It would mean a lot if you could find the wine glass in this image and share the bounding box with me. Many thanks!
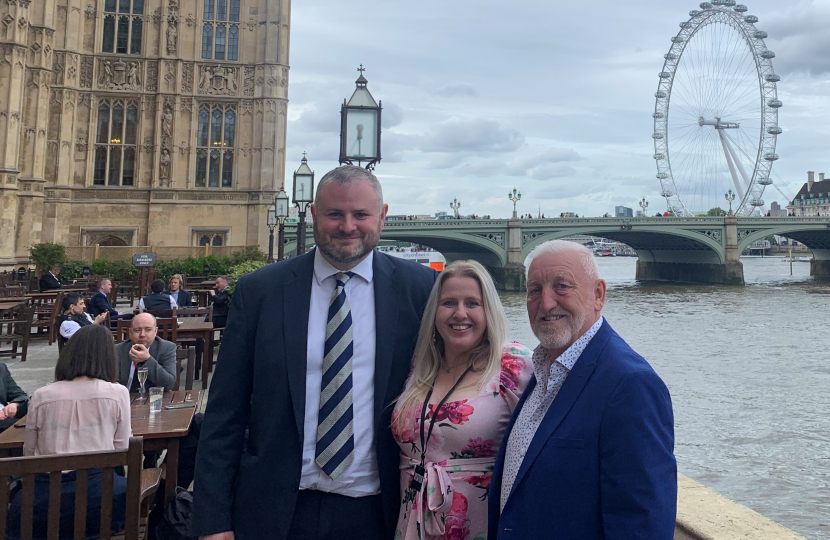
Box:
[137,366,149,401]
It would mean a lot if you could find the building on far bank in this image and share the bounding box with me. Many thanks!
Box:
[615,205,633,218]
[768,201,787,217]
[0,0,290,269]
[787,171,830,217]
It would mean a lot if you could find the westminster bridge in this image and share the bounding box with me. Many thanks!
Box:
[283,216,830,290]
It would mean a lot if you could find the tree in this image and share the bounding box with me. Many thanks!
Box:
[28,243,66,274]
[707,207,727,216]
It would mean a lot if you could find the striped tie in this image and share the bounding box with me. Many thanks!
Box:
[315,271,356,479]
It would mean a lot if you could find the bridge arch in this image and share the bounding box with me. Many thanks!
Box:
[738,226,830,260]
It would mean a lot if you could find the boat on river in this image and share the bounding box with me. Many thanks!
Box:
[377,246,446,270]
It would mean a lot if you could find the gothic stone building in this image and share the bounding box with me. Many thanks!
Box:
[0,0,289,267]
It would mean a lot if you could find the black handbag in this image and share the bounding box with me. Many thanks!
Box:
[154,487,197,540]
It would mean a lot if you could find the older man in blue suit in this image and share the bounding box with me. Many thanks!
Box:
[488,240,676,540]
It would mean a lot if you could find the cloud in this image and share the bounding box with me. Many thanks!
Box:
[382,102,404,129]
[530,163,578,180]
[435,83,478,97]
[420,118,525,153]
[763,1,830,75]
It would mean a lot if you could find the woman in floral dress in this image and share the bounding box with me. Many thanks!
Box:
[392,260,532,540]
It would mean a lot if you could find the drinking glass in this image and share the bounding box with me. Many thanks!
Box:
[149,387,163,413]
[137,366,149,398]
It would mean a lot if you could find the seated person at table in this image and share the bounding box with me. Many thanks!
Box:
[164,274,192,308]
[57,292,108,343]
[0,362,28,433]
[115,313,177,392]
[38,265,62,292]
[9,324,131,540]
[140,279,177,313]
[208,275,230,328]
[88,278,132,321]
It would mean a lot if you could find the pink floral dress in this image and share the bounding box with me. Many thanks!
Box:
[391,343,533,540]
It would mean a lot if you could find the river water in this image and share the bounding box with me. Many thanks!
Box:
[499,256,829,540]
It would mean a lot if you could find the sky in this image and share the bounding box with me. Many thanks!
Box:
[283,0,830,219]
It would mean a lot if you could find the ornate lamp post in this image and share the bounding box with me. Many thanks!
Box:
[275,188,289,261]
[450,198,461,219]
[508,188,522,219]
[293,154,314,256]
[339,65,382,170]
[639,197,649,217]
[267,204,277,264]
[725,189,735,216]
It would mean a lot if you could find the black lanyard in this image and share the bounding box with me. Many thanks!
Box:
[404,365,473,504]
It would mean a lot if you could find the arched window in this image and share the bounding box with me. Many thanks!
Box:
[202,0,239,60]
[195,104,235,188]
[199,235,210,246]
[212,235,223,246]
[102,0,142,54]
[93,99,139,186]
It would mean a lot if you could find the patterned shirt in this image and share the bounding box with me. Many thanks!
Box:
[500,316,605,511]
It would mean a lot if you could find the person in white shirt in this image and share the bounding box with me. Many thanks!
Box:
[58,293,108,342]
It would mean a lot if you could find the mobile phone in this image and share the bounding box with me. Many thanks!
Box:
[164,403,196,410]
[13,424,25,428]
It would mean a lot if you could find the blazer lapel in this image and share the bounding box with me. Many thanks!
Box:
[283,251,315,440]
[372,252,398,427]
[508,321,612,500]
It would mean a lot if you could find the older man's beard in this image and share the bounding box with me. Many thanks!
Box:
[314,221,382,265]
[531,307,589,351]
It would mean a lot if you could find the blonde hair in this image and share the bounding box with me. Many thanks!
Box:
[394,260,507,433]
[169,274,184,286]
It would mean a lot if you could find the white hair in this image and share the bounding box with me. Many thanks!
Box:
[524,240,599,280]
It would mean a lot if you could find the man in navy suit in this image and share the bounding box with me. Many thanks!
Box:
[192,166,437,540]
[488,240,676,540]
[87,278,132,321]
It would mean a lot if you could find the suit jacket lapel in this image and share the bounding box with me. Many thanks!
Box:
[283,250,315,440]
[508,321,612,500]
[372,252,398,427]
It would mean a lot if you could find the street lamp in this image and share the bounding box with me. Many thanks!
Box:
[293,154,314,255]
[725,189,736,216]
[450,198,461,219]
[639,197,649,217]
[339,65,382,170]
[203,263,210,278]
[275,188,289,261]
[508,188,522,219]
[267,203,277,264]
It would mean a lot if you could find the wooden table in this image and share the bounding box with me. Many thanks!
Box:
[194,289,215,308]
[0,300,25,315]
[0,390,200,505]
[177,320,215,384]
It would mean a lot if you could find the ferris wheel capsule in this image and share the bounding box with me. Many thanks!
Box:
[711,0,725,5]
[749,198,765,207]
[763,153,779,161]
[700,1,712,8]
[671,36,685,43]
[653,133,665,139]
[664,53,678,60]
[754,30,768,39]
[657,173,669,179]
[757,177,773,186]
[654,153,666,159]
[733,4,748,12]
[689,9,700,16]
[655,91,667,98]
[659,72,672,79]
[768,99,782,108]
[760,50,775,59]
[680,21,692,28]
[723,0,736,6]
[764,73,780,82]
[661,190,675,198]
[767,126,782,135]
[653,112,665,119]
[744,14,758,23]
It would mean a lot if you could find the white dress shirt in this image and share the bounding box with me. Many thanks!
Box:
[300,249,380,497]
[59,313,94,340]
[500,316,605,511]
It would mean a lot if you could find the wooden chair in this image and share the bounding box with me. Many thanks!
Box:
[143,309,176,319]
[0,305,35,362]
[0,285,25,298]
[175,306,212,321]
[114,319,132,344]
[174,348,195,391]
[30,291,63,346]
[0,437,161,540]
[155,317,177,343]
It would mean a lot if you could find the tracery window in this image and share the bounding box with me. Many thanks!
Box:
[195,104,235,188]
[201,0,240,61]
[102,0,143,54]
[93,99,139,186]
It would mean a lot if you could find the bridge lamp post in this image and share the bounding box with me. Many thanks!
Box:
[639,197,648,217]
[725,189,736,216]
[450,198,461,219]
[339,65,382,170]
[293,154,314,256]
[509,188,522,219]
[267,188,289,263]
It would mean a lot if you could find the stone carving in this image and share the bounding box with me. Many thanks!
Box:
[178,141,189,155]
[239,100,253,115]
[281,67,288,87]
[164,60,175,90]
[179,192,248,201]
[161,102,173,140]
[98,58,141,90]
[146,60,158,92]
[153,192,175,200]
[182,63,193,92]
[693,229,723,244]
[80,56,93,88]
[522,231,547,246]
[151,8,161,24]
[75,190,149,200]
[185,13,196,26]
[76,135,87,153]
[6,175,16,184]
[18,17,26,28]
[245,18,255,31]
[30,41,40,53]
[85,3,96,18]
[198,65,238,95]
[52,52,64,85]
[166,14,178,54]
[142,137,154,154]
[2,14,13,26]
[243,66,254,97]
[79,93,92,107]
[159,148,171,184]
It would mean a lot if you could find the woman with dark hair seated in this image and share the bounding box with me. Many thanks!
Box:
[57,293,108,344]
[7,324,132,540]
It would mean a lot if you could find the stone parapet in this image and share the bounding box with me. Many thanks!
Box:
[675,474,805,539]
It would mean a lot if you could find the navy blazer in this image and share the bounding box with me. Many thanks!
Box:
[488,320,677,540]
[191,249,437,540]
[164,289,192,308]
[87,291,118,319]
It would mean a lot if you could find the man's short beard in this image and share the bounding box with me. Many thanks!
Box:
[314,222,381,265]
[532,308,589,351]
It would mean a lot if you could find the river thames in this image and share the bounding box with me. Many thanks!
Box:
[499,256,829,540]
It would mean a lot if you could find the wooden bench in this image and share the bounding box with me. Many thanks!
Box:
[0,436,162,540]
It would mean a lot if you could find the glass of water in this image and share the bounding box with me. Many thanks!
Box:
[149,387,163,414]
[137,366,149,399]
